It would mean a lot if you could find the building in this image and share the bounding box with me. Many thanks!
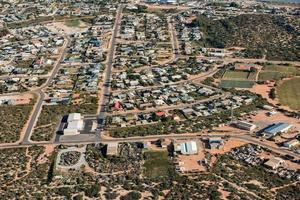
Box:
[67,113,82,122]
[106,142,119,156]
[264,157,285,170]
[208,137,224,149]
[283,139,300,149]
[175,141,198,155]
[234,120,257,131]
[63,113,83,135]
[263,123,292,137]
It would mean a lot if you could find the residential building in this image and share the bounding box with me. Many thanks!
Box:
[264,157,285,170]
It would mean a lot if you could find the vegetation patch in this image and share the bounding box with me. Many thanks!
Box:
[193,14,300,61]
[0,103,34,143]
[143,151,171,179]
[64,19,81,27]
[277,77,300,110]
[223,70,257,80]
[276,183,300,200]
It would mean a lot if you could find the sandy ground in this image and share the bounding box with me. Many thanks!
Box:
[0,93,33,105]
[176,141,206,172]
[218,188,230,200]
[36,144,55,164]
[47,21,89,35]
[243,82,294,112]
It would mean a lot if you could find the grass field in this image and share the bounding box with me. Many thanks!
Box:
[277,77,300,110]
[220,80,255,88]
[64,19,80,27]
[143,151,171,178]
[223,71,249,79]
[223,70,257,81]
[258,65,300,81]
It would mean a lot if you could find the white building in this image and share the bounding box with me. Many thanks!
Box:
[63,113,83,135]
[67,113,82,122]
[235,120,257,131]
[175,141,198,155]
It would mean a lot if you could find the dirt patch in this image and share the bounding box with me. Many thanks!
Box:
[47,21,89,35]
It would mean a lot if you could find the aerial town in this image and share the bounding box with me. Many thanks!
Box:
[0,0,300,199]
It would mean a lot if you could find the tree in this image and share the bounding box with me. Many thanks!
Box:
[269,88,276,99]
[85,183,101,198]
[120,191,142,200]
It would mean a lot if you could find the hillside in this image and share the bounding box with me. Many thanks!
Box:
[193,14,300,61]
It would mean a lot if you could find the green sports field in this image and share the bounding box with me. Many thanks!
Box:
[277,77,300,110]
[220,80,255,88]
[223,71,249,79]
[258,65,300,81]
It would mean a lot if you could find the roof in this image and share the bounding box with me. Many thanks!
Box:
[180,141,197,155]
[67,113,81,122]
[264,123,291,135]
[67,120,83,130]
[264,157,284,169]
[155,111,165,117]
[114,101,121,109]
[107,142,119,155]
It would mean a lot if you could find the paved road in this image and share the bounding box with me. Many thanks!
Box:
[96,5,123,141]
[2,132,300,159]
[22,35,70,144]
[169,17,180,59]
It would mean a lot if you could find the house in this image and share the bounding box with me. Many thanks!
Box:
[234,120,257,131]
[264,157,284,170]
[208,137,224,149]
[263,123,292,137]
[283,139,300,149]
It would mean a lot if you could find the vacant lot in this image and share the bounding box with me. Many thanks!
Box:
[220,80,255,88]
[277,77,300,110]
[0,103,33,143]
[143,151,171,178]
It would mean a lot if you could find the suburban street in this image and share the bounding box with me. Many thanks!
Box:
[21,35,70,144]
[95,5,123,142]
